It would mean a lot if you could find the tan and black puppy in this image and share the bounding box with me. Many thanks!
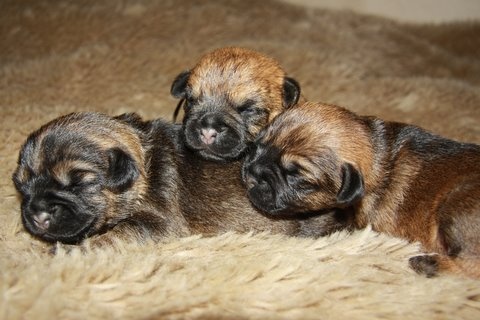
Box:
[242,102,480,278]
[170,47,302,162]
[12,112,344,247]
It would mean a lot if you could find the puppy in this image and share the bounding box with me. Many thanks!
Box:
[243,102,480,278]
[170,47,302,162]
[12,112,344,247]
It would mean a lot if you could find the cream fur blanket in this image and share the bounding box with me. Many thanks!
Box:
[1,0,480,319]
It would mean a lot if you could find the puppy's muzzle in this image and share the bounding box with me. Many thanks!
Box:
[243,162,283,214]
[197,112,232,145]
[184,111,245,160]
[22,193,94,243]
[200,128,219,145]
[24,197,56,234]
[31,211,51,231]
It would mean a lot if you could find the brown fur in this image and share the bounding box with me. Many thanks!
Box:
[188,47,299,126]
[170,47,303,161]
[12,112,343,249]
[244,101,480,278]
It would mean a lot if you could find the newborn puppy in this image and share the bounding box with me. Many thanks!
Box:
[12,112,341,247]
[170,47,302,161]
[243,102,480,278]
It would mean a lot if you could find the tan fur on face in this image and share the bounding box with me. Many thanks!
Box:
[15,113,150,233]
[33,113,147,195]
[263,101,416,214]
[189,47,289,123]
[265,102,375,188]
[51,160,98,187]
[20,114,140,168]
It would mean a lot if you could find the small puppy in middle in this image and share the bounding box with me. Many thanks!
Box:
[171,47,302,161]
[243,101,480,278]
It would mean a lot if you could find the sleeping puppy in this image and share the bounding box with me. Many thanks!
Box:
[242,101,480,278]
[170,47,302,162]
[12,112,344,247]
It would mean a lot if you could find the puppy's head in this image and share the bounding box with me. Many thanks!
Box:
[242,102,366,215]
[12,112,147,244]
[171,47,301,161]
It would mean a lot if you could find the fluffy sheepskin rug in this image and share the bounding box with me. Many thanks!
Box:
[1,0,480,319]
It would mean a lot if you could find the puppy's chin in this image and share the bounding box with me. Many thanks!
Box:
[22,206,98,244]
[183,114,248,162]
[183,128,247,162]
[245,177,324,217]
[195,143,246,162]
[246,184,286,215]
[247,189,328,218]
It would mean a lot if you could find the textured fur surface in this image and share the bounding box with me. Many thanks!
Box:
[1,0,480,319]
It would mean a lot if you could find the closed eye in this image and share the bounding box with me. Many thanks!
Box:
[237,99,257,115]
[284,162,300,176]
[283,162,317,191]
[68,169,98,188]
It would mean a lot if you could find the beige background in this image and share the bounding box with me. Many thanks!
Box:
[284,0,480,22]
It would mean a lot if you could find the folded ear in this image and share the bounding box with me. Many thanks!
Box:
[336,163,364,206]
[114,112,142,122]
[282,77,301,108]
[170,70,191,98]
[114,112,144,128]
[105,148,139,193]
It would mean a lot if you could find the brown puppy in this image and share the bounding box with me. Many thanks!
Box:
[170,47,302,162]
[243,102,480,278]
[12,112,344,248]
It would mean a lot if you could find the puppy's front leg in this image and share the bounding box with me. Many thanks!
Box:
[81,211,191,251]
[48,224,136,255]
[85,223,145,249]
[49,220,153,255]
[409,254,480,278]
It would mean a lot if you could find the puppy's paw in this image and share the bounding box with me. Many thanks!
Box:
[409,254,439,278]
[48,245,58,256]
[49,243,84,256]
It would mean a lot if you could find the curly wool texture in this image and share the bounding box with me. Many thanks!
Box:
[1,0,480,319]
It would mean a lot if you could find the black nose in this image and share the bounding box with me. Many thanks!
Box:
[27,198,53,231]
[244,163,277,207]
[247,162,266,182]
[32,211,51,230]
